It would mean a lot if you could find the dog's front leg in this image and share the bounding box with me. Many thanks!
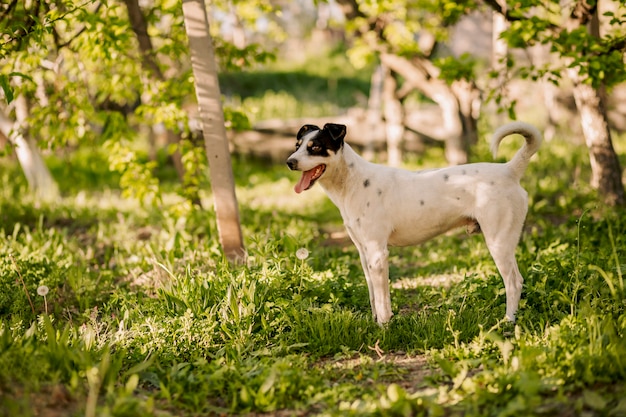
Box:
[346,227,378,320]
[355,245,378,320]
[361,242,393,325]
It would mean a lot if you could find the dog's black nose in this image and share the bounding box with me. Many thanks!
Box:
[286,158,298,170]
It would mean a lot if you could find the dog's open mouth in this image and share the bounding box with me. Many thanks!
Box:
[294,164,326,194]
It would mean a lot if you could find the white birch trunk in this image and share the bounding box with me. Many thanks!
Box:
[0,110,59,201]
[182,0,246,262]
[382,68,404,167]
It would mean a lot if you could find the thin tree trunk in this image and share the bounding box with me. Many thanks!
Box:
[566,3,625,206]
[123,0,196,203]
[182,0,246,262]
[123,0,163,79]
[569,76,625,205]
[380,53,468,165]
[382,67,404,167]
[451,79,480,148]
[0,109,59,201]
[364,65,384,161]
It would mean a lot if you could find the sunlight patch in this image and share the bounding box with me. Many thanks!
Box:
[392,274,462,289]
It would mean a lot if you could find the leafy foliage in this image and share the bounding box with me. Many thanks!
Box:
[0,0,277,204]
[494,0,626,89]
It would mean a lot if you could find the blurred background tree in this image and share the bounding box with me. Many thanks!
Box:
[0,0,275,205]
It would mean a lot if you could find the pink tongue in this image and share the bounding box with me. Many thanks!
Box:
[294,169,316,194]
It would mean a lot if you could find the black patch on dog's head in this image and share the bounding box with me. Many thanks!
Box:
[296,124,320,150]
[295,123,346,157]
[324,123,346,143]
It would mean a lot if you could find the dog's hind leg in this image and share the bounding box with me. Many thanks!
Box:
[477,205,527,322]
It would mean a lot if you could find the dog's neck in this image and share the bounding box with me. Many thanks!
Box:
[318,143,367,204]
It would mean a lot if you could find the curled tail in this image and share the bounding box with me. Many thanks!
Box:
[491,121,542,180]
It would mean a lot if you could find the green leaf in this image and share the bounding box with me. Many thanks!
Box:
[0,75,13,104]
[583,390,607,411]
[259,370,276,395]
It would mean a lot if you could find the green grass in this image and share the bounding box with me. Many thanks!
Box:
[219,47,372,123]
[0,131,625,416]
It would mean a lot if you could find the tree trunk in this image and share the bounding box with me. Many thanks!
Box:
[122,0,163,79]
[451,79,480,149]
[123,0,199,204]
[182,0,246,262]
[0,109,59,201]
[566,3,625,206]
[364,64,384,161]
[569,76,625,205]
[380,53,468,165]
[382,67,404,167]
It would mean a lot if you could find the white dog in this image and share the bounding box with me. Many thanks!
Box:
[286,122,542,325]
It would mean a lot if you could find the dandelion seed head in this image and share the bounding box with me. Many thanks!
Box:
[296,248,309,260]
[37,285,49,296]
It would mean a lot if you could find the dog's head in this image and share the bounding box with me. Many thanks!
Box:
[286,123,346,193]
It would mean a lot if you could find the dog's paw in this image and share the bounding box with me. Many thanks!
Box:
[376,311,394,326]
[504,314,516,323]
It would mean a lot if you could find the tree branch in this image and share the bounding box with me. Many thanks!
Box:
[481,0,522,22]
[122,0,164,80]
[569,0,597,26]
[57,2,103,49]
[0,0,18,21]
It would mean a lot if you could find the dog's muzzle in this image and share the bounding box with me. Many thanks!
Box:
[286,158,298,171]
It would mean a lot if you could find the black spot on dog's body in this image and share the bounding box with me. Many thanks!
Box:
[443,174,449,182]
[420,200,424,206]
[367,201,370,207]
[377,189,382,196]
[363,179,370,188]
[462,170,466,175]
[349,163,355,168]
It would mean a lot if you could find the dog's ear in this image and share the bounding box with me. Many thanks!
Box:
[297,124,320,139]
[323,123,347,143]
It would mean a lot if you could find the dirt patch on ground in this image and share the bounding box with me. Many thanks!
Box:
[1,383,79,417]
[243,352,434,417]
[316,347,434,392]
[380,352,432,391]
